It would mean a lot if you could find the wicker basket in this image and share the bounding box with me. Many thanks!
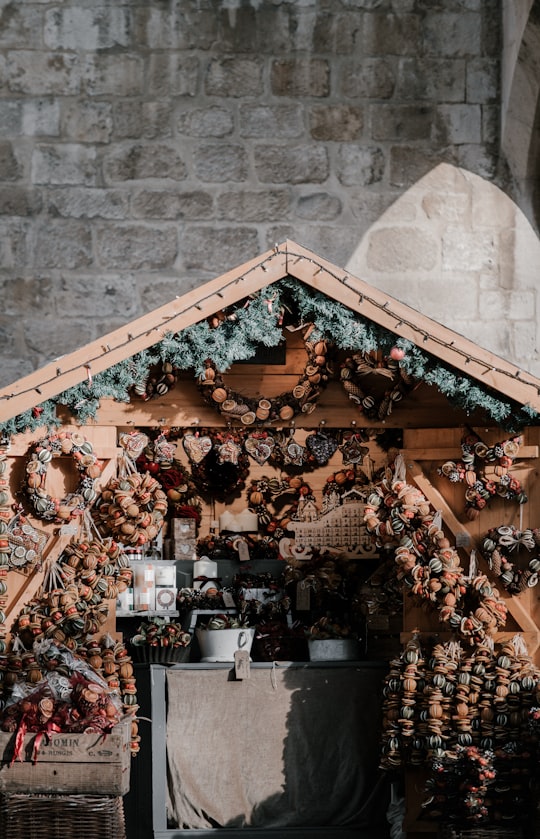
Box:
[129,643,190,664]
[0,793,125,839]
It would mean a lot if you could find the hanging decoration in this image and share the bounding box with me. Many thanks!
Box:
[380,635,539,828]
[136,432,202,524]
[439,431,526,519]
[22,431,101,524]
[197,333,332,424]
[363,462,508,643]
[246,475,313,538]
[185,428,250,502]
[1,272,538,438]
[481,525,540,594]
[304,426,339,465]
[340,351,417,420]
[93,435,168,547]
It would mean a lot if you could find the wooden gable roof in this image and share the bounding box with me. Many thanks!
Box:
[2,239,540,424]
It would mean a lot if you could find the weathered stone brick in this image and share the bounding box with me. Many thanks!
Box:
[217,190,290,222]
[341,59,395,99]
[0,276,54,316]
[205,57,263,97]
[0,6,43,48]
[0,142,23,181]
[266,224,360,267]
[396,58,466,102]
[44,7,133,50]
[251,5,294,53]
[104,144,187,183]
[131,190,214,220]
[0,188,42,216]
[31,144,98,186]
[113,101,173,140]
[422,192,470,224]
[177,107,234,138]
[96,224,178,270]
[46,188,129,220]
[513,320,537,359]
[8,51,82,95]
[436,105,482,145]
[270,59,330,97]
[147,55,199,98]
[482,105,500,147]
[179,226,260,273]
[423,13,482,57]
[22,99,61,136]
[0,101,22,136]
[466,58,499,103]
[23,316,94,359]
[362,13,422,56]
[442,225,496,272]
[371,105,433,141]
[406,275,478,323]
[62,101,113,143]
[366,227,438,272]
[34,220,92,269]
[0,220,30,270]
[0,356,34,389]
[142,5,217,50]
[297,193,342,221]
[137,273,204,312]
[309,106,363,141]
[193,144,248,182]
[239,104,304,139]
[57,274,140,318]
[455,145,497,180]
[336,145,385,186]
[350,191,401,225]
[389,146,452,188]
[254,144,329,184]
[82,54,144,97]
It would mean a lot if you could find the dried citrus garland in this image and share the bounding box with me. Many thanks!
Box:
[246,475,314,536]
[23,431,102,523]
[438,432,526,519]
[481,525,540,594]
[363,474,507,643]
[198,334,332,425]
[380,636,539,824]
[93,471,168,547]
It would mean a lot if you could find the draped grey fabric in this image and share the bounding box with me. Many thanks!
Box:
[165,665,386,830]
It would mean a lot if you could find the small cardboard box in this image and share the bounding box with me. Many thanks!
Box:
[0,717,131,795]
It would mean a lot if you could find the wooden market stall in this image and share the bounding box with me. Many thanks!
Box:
[1,241,540,839]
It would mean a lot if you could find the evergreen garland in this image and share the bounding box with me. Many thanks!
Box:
[1,278,538,437]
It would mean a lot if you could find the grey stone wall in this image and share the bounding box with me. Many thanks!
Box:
[1,0,533,391]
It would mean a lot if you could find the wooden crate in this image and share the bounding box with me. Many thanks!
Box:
[0,717,131,795]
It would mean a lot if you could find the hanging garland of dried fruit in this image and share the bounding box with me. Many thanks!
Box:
[198,333,332,424]
[438,432,526,519]
[340,348,416,421]
[23,430,102,524]
[135,431,202,524]
[247,475,314,538]
[363,465,507,643]
[481,525,540,594]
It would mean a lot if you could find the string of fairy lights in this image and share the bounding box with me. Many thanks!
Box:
[1,243,539,436]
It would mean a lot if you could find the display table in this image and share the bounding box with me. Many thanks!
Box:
[149,662,390,839]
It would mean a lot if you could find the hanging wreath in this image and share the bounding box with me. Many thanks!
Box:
[23,431,102,524]
[184,428,250,502]
[439,432,526,519]
[481,525,540,594]
[93,472,168,547]
[340,350,416,420]
[197,333,332,424]
[246,475,313,538]
[136,432,202,524]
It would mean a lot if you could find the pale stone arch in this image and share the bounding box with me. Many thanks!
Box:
[501,0,540,230]
[345,163,540,378]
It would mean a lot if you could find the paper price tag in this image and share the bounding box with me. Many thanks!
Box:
[234,649,250,680]
[237,540,250,562]
[222,590,235,608]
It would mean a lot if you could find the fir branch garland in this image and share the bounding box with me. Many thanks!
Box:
[1,278,538,436]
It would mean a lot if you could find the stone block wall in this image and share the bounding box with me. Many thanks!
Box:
[0,0,538,389]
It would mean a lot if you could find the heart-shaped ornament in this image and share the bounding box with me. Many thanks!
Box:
[245,434,275,465]
[305,431,338,465]
[217,438,242,465]
[183,433,212,465]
